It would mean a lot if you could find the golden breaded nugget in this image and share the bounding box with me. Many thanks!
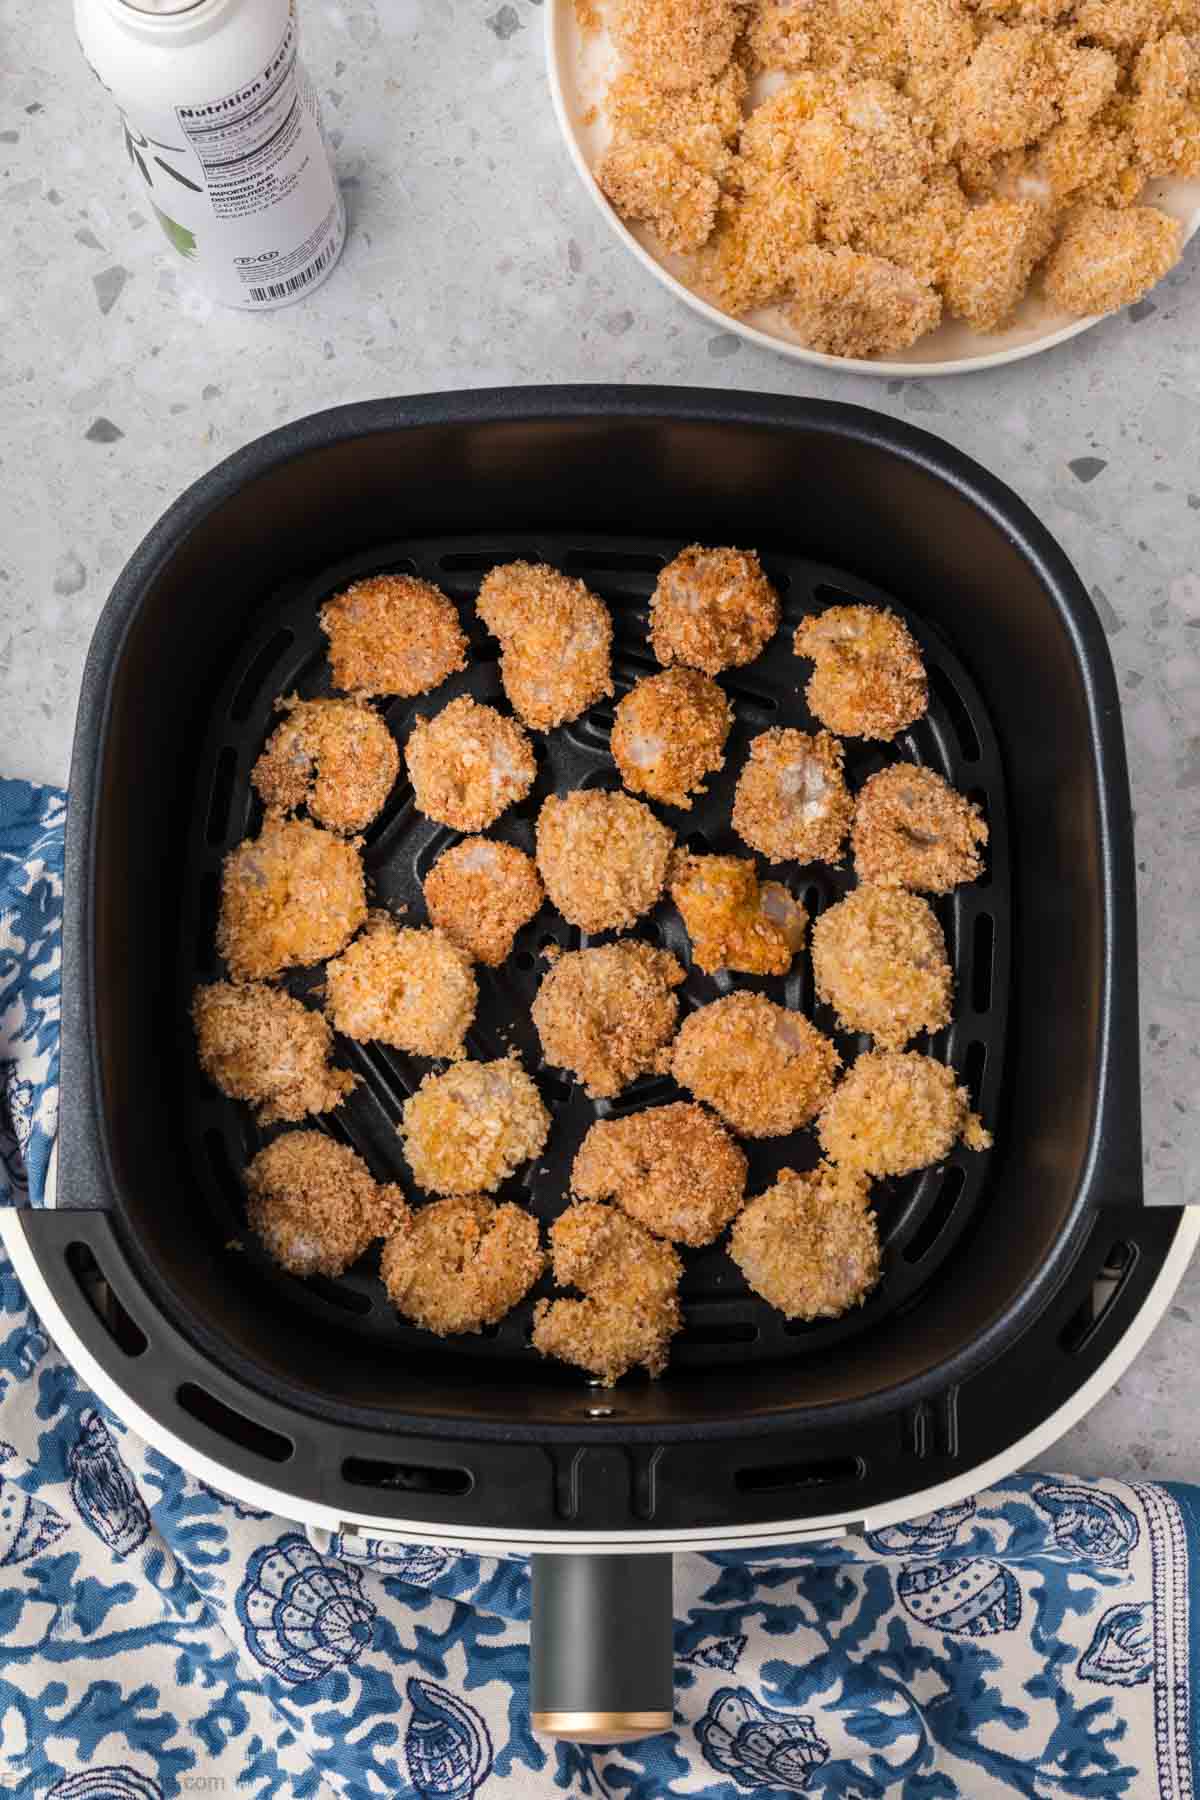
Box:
[787,247,942,356]
[852,764,988,893]
[732,730,853,867]
[1130,34,1200,176]
[811,885,952,1048]
[672,991,841,1137]
[818,1049,991,1175]
[730,1162,880,1320]
[944,198,1056,331]
[252,696,398,835]
[218,816,366,981]
[700,175,820,314]
[400,1058,551,1196]
[650,546,780,675]
[423,838,544,967]
[380,1196,543,1336]
[856,172,969,288]
[791,83,937,244]
[532,1202,683,1383]
[669,852,807,976]
[572,1102,747,1245]
[1044,202,1182,313]
[245,1131,408,1278]
[610,0,742,90]
[320,574,467,699]
[952,27,1062,156]
[536,789,674,933]
[531,940,684,1098]
[611,668,732,809]
[596,141,720,253]
[193,981,355,1124]
[476,562,613,732]
[325,919,477,1060]
[794,605,927,740]
[405,696,536,832]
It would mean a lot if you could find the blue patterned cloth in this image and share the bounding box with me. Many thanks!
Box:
[1,774,1198,1799]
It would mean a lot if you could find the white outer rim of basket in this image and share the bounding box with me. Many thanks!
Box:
[6,1188,1197,1552]
[545,0,1200,380]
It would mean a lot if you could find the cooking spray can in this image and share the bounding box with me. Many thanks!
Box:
[75,0,345,310]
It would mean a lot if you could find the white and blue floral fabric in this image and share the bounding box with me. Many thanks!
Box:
[1,776,1198,1799]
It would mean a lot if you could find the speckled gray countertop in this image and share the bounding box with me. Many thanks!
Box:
[1,0,1197,1482]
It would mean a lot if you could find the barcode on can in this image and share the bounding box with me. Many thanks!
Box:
[248,240,332,302]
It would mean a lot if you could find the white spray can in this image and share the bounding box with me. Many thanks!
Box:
[75,0,345,310]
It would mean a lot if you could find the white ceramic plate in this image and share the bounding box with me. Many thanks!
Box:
[546,0,1200,377]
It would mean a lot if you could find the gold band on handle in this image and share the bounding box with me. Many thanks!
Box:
[531,1710,673,1744]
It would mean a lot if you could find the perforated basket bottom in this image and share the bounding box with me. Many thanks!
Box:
[182,532,1009,1381]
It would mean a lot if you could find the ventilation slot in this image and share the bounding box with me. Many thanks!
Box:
[205,1129,247,1213]
[682,1319,758,1347]
[735,1455,864,1494]
[563,549,665,575]
[177,1382,293,1463]
[539,1072,573,1106]
[342,1457,472,1495]
[439,549,538,573]
[66,1241,148,1357]
[513,950,536,971]
[195,871,221,977]
[722,683,779,716]
[903,1165,967,1264]
[685,829,711,854]
[963,1039,987,1101]
[972,914,995,1013]
[928,664,981,762]
[304,1275,374,1317]
[1060,1241,1139,1354]
[230,629,294,723]
[205,746,239,848]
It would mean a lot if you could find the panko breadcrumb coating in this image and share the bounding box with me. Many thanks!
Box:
[218,815,366,981]
[572,1102,747,1245]
[732,728,853,866]
[794,606,927,740]
[856,172,969,288]
[379,1196,543,1336]
[787,247,942,356]
[423,837,544,966]
[531,940,684,1098]
[650,546,780,675]
[812,885,952,1048]
[672,991,841,1136]
[730,1162,880,1320]
[251,696,399,835]
[610,0,741,90]
[532,1201,683,1383]
[404,696,536,832]
[607,64,747,153]
[791,83,938,245]
[944,198,1056,331]
[951,27,1062,157]
[244,1131,408,1278]
[536,789,674,932]
[747,0,906,82]
[669,852,807,977]
[817,1049,991,1175]
[320,574,468,699]
[325,919,477,1060]
[852,765,988,892]
[596,141,720,254]
[611,668,732,808]
[476,561,613,732]
[193,981,355,1124]
[701,175,820,314]
[1043,204,1182,314]
[1130,35,1200,178]
[400,1058,551,1195]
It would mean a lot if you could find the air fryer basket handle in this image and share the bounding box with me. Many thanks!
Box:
[531,1552,674,1743]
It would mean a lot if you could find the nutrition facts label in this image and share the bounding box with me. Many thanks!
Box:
[176,17,305,222]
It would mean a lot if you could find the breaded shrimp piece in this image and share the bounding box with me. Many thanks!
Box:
[650,546,780,675]
[610,0,742,90]
[794,606,927,740]
[400,1058,551,1195]
[571,1102,747,1245]
[325,919,477,1060]
[532,1202,683,1383]
[404,696,536,832]
[423,838,544,967]
[944,197,1055,330]
[818,1049,991,1175]
[669,852,808,977]
[476,562,613,732]
[1129,35,1200,177]
[320,574,468,699]
[380,1196,544,1336]
[730,1162,880,1320]
[252,696,399,835]
[193,981,355,1124]
[811,885,952,1048]
[700,175,820,314]
[787,247,942,356]
[531,940,684,1097]
[218,816,366,981]
[856,173,969,289]
[671,991,841,1137]
[244,1131,408,1278]
[1043,202,1182,314]
[597,142,721,253]
[852,764,988,893]
[732,730,852,867]
[790,84,937,245]
[611,668,732,809]
[951,27,1062,157]
[535,790,674,933]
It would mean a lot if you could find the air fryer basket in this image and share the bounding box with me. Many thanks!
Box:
[25,388,1181,1548]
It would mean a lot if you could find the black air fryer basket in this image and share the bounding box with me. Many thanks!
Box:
[13,387,1190,1736]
